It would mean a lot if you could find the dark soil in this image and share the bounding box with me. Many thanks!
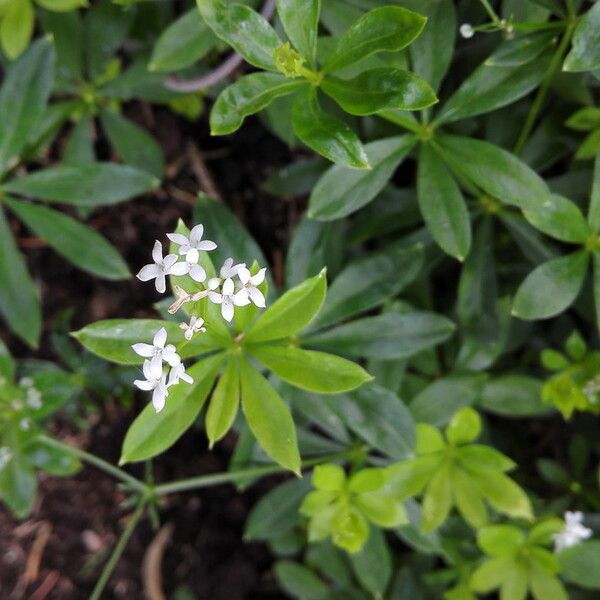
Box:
[0,105,303,599]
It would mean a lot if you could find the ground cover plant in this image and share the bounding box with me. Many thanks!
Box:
[0,0,600,598]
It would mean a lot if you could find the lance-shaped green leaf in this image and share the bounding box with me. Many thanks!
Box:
[321,68,437,115]
[436,43,551,124]
[421,464,452,532]
[0,37,55,176]
[196,0,282,71]
[211,73,307,135]
[563,1,600,72]
[0,207,40,347]
[5,199,130,281]
[594,254,600,333]
[512,250,589,320]
[323,6,426,73]
[435,135,550,211]
[4,164,158,207]
[120,353,225,463]
[149,9,217,73]
[417,143,471,260]
[100,109,165,179]
[73,319,223,364]
[311,243,424,329]
[275,562,329,600]
[480,376,547,417]
[245,269,326,343]
[276,0,320,67]
[0,0,34,61]
[0,446,37,518]
[523,193,591,243]
[485,31,556,67]
[239,357,300,474]
[308,135,417,220]
[589,155,600,232]
[64,118,95,165]
[471,470,533,520]
[304,311,455,360]
[349,527,392,597]
[206,355,240,448]
[559,540,600,589]
[248,344,372,393]
[291,88,369,169]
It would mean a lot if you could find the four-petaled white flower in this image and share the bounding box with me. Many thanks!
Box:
[137,241,189,293]
[180,316,206,340]
[168,363,194,386]
[132,327,181,378]
[181,248,207,283]
[553,511,592,552]
[238,267,267,308]
[134,360,169,412]
[209,277,250,322]
[167,224,217,256]
[220,257,246,279]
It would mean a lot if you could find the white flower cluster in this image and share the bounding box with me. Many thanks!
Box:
[553,511,593,552]
[133,223,267,412]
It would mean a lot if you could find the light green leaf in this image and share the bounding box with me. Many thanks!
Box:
[322,68,437,115]
[4,163,158,207]
[473,471,533,520]
[512,250,589,320]
[0,0,34,60]
[292,88,369,169]
[248,344,372,393]
[323,6,426,73]
[563,1,600,72]
[240,357,300,473]
[452,466,487,528]
[120,353,224,463]
[149,9,217,73]
[276,0,320,66]
[348,468,385,493]
[354,493,407,528]
[313,463,346,491]
[415,423,445,454]
[100,109,165,179]
[421,464,452,532]
[566,107,600,132]
[308,135,416,220]
[0,207,40,347]
[445,407,481,445]
[436,135,550,211]
[245,269,326,343]
[470,557,515,593]
[559,540,600,589]
[529,565,568,600]
[196,0,282,70]
[457,445,516,473]
[211,73,306,135]
[478,525,526,557]
[5,199,130,280]
[0,37,54,175]
[417,143,471,260]
[206,356,240,448]
[0,448,37,518]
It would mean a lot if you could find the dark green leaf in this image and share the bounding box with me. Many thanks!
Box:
[275,561,329,600]
[206,356,240,448]
[276,0,320,66]
[559,541,600,589]
[563,1,600,72]
[64,118,95,165]
[480,376,547,416]
[349,527,392,597]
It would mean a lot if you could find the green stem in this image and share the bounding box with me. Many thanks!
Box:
[153,450,358,497]
[513,24,574,155]
[39,435,147,494]
[89,502,146,600]
[479,0,502,26]
[565,0,575,18]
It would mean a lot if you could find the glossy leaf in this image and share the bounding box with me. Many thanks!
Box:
[291,88,369,169]
[308,135,417,220]
[512,250,588,320]
[563,1,600,72]
[417,143,471,260]
[321,68,437,115]
[211,73,306,135]
[323,6,426,73]
[5,199,130,280]
[206,356,240,448]
[276,0,320,66]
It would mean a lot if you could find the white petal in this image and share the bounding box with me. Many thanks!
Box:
[220,258,233,277]
[167,233,189,246]
[137,264,160,282]
[222,277,235,296]
[152,240,163,263]
[222,298,234,322]
[207,277,221,290]
[181,372,194,384]
[250,268,267,286]
[185,329,193,340]
[134,379,155,391]
[163,345,181,367]
[163,254,179,270]
[142,359,153,379]
[178,243,191,256]
[208,291,223,304]
[132,343,155,357]
[248,287,266,308]
[186,248,200,264]
[233,289,250,306]
[153,327,167,348]
[189,265,207,282]
[169,261,190,276]
[155,275,167,294]
[150,354,163,379]
[152,386,167,412]
[197,240,217,251]
[237,267,251,285]
[190,224,204,244]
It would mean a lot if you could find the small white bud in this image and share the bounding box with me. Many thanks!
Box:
[460,23,474,39]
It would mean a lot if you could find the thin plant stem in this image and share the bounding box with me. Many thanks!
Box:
[479,0,502,26]
[564,0,575,18]
[39,435,147,494]
[153,449,358,497]
[89,502,146,600]
[513,24,575,155]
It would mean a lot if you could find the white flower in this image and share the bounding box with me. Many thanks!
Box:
[137,241,189,293]
[180,316,206,340]
[208,277,250,322]
[0,447,12,470]
[181,248,207,283]
[553,511,592,552]
[167,224,217,256]
[220,257,246,279]
[238,267,266,308]
[132,327,181,378]
[168,363,194,386]
[134,359,169,412]
[460,23,474,38]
